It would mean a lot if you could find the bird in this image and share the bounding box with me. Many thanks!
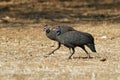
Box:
[55,27,97,59]
[43,24,75,57]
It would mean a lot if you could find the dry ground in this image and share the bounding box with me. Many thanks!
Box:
[0,0,120,80]
[0,23,120,80]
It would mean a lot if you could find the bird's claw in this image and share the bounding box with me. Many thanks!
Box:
[44,54,49,58]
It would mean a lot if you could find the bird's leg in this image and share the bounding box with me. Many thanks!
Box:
[81,46,91,59]
[44,42,61,57]
[68,48,75,59]
[49,42,61,54]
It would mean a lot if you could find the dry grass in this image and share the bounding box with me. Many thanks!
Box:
[0,23,120,80]
[0,0,120,80]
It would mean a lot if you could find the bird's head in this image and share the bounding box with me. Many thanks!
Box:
[43,24,50,34]
[56,26,61,36]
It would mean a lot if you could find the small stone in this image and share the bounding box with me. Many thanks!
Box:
[100,58,106,62]
[101,36,107,39]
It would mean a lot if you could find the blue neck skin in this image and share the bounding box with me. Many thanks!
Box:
[56,28,61,36]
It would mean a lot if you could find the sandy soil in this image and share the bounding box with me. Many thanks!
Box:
[0,0,120,80]
[0,23,120,80]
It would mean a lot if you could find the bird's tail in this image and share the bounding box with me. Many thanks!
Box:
[87,44,96,52]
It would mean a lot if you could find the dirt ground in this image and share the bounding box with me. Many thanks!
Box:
[0,0,120,80]
[0,22,119,80]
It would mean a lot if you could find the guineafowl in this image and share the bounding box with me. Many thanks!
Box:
[43,24,75,57]
[55,27,97,59]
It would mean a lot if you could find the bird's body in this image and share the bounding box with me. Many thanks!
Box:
[44,25,75,57]
[57,31,96,51]
[56,30,96,59]
[44,25,97,59]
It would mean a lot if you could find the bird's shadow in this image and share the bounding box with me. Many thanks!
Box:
[73,56,94,59]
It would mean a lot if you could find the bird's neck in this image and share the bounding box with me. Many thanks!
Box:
[56,28,61,36]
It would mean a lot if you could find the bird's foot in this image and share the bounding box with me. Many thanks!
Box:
[44,54,49,58]
[87,56,93,59]
[68,57,72,60]
[44,52,54,58]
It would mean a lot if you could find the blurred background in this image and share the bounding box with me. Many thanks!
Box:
[0,0,120,25]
